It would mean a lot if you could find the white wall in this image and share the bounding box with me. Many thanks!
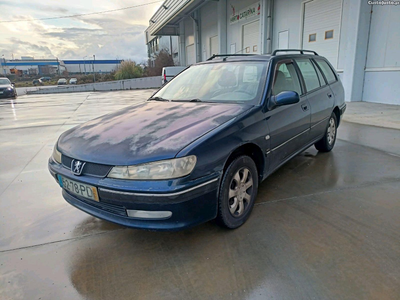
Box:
[362,5,400,104]
[226,0,260,54]
[184,18,195,65]
[272,0,303,50]
[201,1,218,60]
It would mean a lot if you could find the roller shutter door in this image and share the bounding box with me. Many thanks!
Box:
[302,0,342,67]
[242,20,260,54]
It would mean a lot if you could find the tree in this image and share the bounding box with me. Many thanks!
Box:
[146,49,175,76]
[114,60,144,80]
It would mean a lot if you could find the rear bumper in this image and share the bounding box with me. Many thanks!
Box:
[340,103,346,115]
[49,160,220,231]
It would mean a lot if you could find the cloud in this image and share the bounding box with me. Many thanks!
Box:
[0,0,161,61]
[0,0,69,13]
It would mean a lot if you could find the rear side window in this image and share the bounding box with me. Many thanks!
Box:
[272,61,302,96]
[315,59,337,83]
[295,58,321,92]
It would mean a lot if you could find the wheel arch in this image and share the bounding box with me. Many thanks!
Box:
[333,106,341,127]
[222,143,265,181]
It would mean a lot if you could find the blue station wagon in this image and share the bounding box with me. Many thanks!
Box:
[48,50,346,230]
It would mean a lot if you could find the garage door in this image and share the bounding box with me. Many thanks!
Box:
[242,20,260,54]
[302,0,342,67]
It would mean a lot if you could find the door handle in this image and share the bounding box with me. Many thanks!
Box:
[327,93,333,98]
[301,104,309,111]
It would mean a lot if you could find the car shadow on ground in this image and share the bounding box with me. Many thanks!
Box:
[67,146,345,300]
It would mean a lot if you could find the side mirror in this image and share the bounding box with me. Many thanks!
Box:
[268,91,300,110]
[11,82,15,86]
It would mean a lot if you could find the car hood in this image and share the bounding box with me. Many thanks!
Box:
[58,101,252,166]
[0,84,12,89]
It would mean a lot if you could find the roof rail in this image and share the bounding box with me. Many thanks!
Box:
[207,54,255,61]
[272,49,319,56]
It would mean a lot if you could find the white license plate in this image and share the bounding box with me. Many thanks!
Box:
[58,175,99,202]
[0,91,3,94]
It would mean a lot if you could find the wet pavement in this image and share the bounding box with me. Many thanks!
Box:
[0,92,399,300]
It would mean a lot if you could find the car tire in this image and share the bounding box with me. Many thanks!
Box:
[217,155,258,229]
[315,113,337,152]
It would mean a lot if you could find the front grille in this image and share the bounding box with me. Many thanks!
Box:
[62,155,113,177]
[71,192,127,216]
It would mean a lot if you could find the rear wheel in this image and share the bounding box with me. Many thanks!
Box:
[315,113,337,152]
[217,155,258,229]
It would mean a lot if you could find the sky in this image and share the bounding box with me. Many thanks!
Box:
[0,0,162,62]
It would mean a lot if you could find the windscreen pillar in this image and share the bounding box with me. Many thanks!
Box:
[218,0,227,54]
[342,0,371,102]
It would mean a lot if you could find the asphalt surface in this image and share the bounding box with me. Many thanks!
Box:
[0,91,399,300]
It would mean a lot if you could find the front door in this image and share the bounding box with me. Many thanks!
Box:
[266,60,311,173]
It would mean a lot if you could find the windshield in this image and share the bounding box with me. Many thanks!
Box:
[0,78,10,85]
[153,61,268,104]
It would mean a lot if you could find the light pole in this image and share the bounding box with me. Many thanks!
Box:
[83,56,87,75]
[92,55,95,83]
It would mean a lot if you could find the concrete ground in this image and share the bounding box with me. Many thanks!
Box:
[343,101,400,130]
[0,91,399,300]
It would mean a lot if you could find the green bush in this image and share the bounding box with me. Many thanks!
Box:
[114,60,143,80]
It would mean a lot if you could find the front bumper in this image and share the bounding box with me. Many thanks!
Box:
[49,159,220,231]
[0,90,16,98]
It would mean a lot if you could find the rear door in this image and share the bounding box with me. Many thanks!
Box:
[314,58,344,106]
[295,58,334,140]
[266,59,311,172]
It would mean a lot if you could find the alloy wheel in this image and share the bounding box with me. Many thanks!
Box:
[327,117,336,145]
[228,167,253,217]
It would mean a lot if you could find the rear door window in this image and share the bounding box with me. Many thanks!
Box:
[272,61,302,96]
[295,58,321,92]
[315,59,337,83]
[312,60,326,86]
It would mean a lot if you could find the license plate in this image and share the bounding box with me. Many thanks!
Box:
[0,91,3,94]
[57,175,99,202]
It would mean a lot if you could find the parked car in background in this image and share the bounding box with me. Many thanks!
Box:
[49,50,346,231]
[40,77,51,82]
[57,78,67,85]
[0,77,17,98]
[69,78,77,85]
[32,79,43,86]
[162,66,187,85]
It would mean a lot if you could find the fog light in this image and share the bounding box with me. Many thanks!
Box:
[126,209,172,220]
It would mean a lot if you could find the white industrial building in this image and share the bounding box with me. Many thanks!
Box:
[1,59,123,75]
[146,0,400,105]
[146,35,180,66]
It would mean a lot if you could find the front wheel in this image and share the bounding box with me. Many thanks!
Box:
[315,113,337,152]
[217,155,258,229]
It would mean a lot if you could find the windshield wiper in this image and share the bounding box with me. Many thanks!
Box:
[148,96,170,102]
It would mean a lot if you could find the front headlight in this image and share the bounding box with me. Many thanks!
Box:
[108,156,197,180]
[52,146,62,164]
